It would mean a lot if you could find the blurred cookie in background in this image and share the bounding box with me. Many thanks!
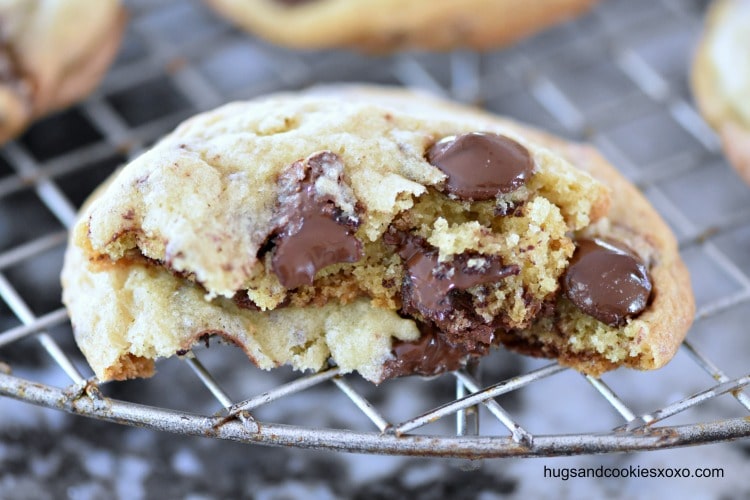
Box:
[692,0,750,185]
[0,0,126,144]
[204,0,599,51]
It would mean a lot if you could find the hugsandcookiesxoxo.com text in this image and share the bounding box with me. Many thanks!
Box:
[543,464,724,481]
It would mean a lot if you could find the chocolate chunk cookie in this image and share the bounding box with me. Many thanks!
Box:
[692,0,750,185]
[0,0,125,143]
[204,0,599,51]
[61,86,693,383]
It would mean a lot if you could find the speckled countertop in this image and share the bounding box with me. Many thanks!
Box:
[2,0,750,498]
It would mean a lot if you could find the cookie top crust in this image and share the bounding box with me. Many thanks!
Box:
[79,92,607,300]
[0,0,125,143]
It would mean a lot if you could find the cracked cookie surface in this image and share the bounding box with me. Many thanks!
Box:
[62,86,693,383]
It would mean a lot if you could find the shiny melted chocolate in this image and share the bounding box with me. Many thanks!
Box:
[426,132,534,201]
[389,231,519,317]
[270,152,362,289]
[384,228,518,360]
[562,238,652,326]
[382,322,488,379]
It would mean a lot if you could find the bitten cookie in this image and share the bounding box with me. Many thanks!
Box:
[0,0,125,144]
[61,86,694,384]
[204,0,598,51]
[692,0,750,185]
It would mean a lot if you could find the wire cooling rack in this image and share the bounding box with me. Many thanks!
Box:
[1,0,750,459]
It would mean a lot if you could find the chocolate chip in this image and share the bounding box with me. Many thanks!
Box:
[386,229,519,318]
[384,228,518,356]
[562,238,652,327]
[382,321,488,379]
[272,206,361,288]
[426,132,534,201]
[270,152,362,289]
[382,229,522,379]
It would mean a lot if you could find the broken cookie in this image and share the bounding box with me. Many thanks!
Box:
[61,86,694,383]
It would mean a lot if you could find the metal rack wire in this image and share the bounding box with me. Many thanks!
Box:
[1,0,750,458]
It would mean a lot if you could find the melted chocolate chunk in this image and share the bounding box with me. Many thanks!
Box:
[382,322,488,379]
[272,203,361,288]
[385,228,518,352]
[427,132,534,201]
[270,152,362,289]
[382,225,555,379]
[385,229,518,319]
[562,238,652,327]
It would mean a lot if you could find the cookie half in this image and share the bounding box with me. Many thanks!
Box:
[204,0,598,51]
[61,86,693,383]
[692,0,750,185]
[0,0,125,143]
